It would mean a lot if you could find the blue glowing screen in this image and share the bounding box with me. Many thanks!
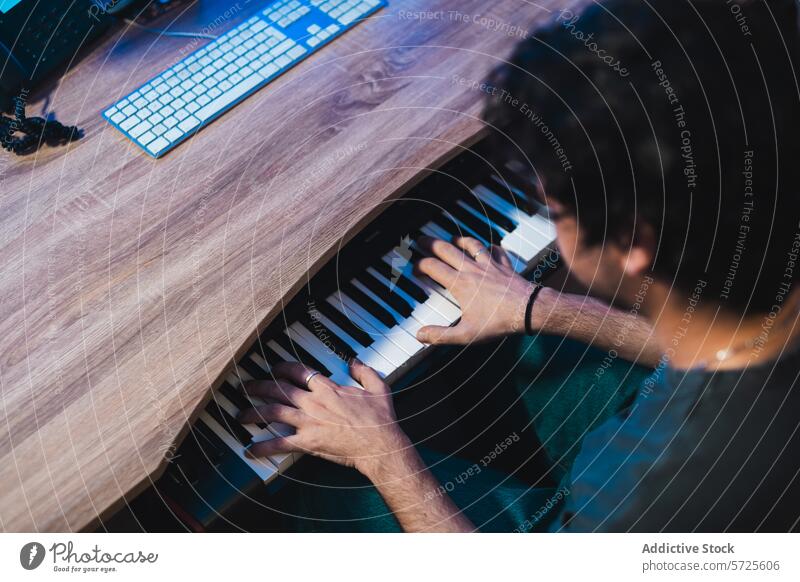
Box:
[0,0,23,15]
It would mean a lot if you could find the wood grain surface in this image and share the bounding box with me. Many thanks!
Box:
[0,0,568,531]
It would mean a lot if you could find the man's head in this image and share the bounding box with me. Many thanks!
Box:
[484,0,799,314]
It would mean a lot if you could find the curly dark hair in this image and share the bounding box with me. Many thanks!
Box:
[483,0,799,313]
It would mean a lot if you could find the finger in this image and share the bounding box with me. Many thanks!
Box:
[245,436,301,459]
[452,236,488,263]
[416,324,465,345]
[349,359,388,392]
[243,380,308,407]
[415,257,457,288]
[417,236,469,269]
[271,361,339,391]
[490,245,513,269]
[237,403,303,426]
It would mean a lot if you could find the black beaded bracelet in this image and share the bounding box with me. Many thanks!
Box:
[524,283,544,336]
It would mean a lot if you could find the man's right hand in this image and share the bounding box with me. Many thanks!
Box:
[413,235,553,345]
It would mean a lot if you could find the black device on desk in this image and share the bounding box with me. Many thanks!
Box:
[0,0,197,112]
[0,0,115,110]
[0,0,175,110]
[0,0,180,153]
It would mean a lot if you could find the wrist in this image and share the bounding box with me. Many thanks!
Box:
[529,285,557,334]
[358,429,418,483]
[508,283,556,336]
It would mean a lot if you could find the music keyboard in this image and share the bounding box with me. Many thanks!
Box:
[193,167,558,486]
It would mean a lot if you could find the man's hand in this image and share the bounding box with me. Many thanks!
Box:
[414,235,550,345]
[238,360,410,478]
[241,359,475,532]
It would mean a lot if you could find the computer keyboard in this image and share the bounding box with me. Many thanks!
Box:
[103,0,386,158]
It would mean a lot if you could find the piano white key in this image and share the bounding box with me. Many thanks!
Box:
[248,352,272,375]
[328,292,421,362]
[382,247,459,308]
[382,251,462,319]
[350,279,426,356]
[457,199,511,235]
[198,412,278,482]
[420,221,452,242]
[459,198,540,262]
[264,420,300,467]
[266,419,295,441]
[197,173,559,490]
[459,198,542,261]
[266,338,298,363]
[472,184,527,222]
[324,293,410,370]
[227,366,298,466]
[439,214,490,246]
[307,310,365,353]
[228,368,267,408]
[516,212,557,249]
[286,322,363,387]
[354,346,394,378]
[471,185,554,263]
[453,204,530,260]
[365,266,456,331]
[228,369,268,407]
[240,366,312,464]
[226,368,264,401]
[260,338,345,457]
[212,392,266,438]
[490,174,544,213]
[216,375,294,470]
[473,184,551,242]
[418,215,523,272]
[500,214,555,259]
[308,308,395,378]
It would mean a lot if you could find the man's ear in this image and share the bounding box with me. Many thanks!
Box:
[623,221,656,277]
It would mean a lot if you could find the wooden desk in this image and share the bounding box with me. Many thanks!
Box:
[0,0,563,531]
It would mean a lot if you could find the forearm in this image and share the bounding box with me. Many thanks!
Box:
[533,288,662,367]
[364,442,475,533]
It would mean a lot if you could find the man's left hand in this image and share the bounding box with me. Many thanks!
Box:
[238,360,411,479]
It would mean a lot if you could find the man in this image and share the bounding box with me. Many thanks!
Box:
[240,0,800,531]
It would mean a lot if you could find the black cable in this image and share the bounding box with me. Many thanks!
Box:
[0,90,82,155]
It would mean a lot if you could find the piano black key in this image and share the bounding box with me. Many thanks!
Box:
[465,197,516,232]
[428,217,465,242]
[342,282,397,328]
[206,398,252,446]
[489,179,523,206]
[358,272,414,317]
[312,299,374,347]
[490,175,529,207]
[219,381,254,416]
[254,340,284,367]
[301,311,358,361]
[392,273,429,304]
[446,203,502,243]
[409,247,427,265]
[373,260,429,303]
[366,269,426,315]
[273,329,332,376]
[220,382,269,430]
[236,357,267,381]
